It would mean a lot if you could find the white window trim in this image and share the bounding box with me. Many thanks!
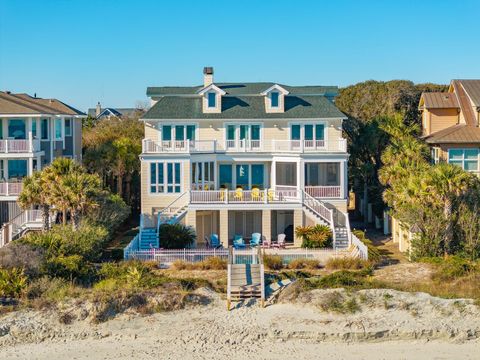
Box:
[223,122,263,145]
[447,148,479,172]
[40,118,50,141]
[157,123,199,143]
[64,118,72,136]
[288,121,328,142]
[54,118,64,141]
[148,161,183,195]
[431,147,440,164]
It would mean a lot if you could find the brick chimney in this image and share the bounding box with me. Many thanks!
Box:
[203,67,214,87]
[95,102,101,117]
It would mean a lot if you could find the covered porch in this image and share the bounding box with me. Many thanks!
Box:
[189,159,347,200]
[187,209,302,248]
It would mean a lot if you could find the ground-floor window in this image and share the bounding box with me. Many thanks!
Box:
[431,147,440,164]
[271,210,294,243]
[150,162,181,194]
[448,148,479,172]
[228,210,262,240]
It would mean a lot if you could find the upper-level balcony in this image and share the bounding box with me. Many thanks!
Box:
[142,138,347,154]
[0,139,41,154]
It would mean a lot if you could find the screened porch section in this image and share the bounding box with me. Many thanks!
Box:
[305,162,341,198]
[228,210,262,244]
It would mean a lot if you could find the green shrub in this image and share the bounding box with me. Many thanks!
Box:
[85,192,130,234]
[318,291,360,314]
[287,258,321,270]
[159,223,195,249]
[263,255,283,270]
[305,268,374,289]
[26,276,69,300]
[432,256,478,281]
[325,257,371,270]
[0,268,28,298]
[296,225,333,248]
[21,224,109,280]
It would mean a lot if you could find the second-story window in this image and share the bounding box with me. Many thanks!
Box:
[271,92,279,107]
[41,119,49,140]
[208,92,216,108]
[32,119,37,138]
[162,125,196,142]
[226,124,261,149]
[290,123,325,147]
[55,119,62,140]
[150,162,181,194]
[8,119,26,139]
[65,118,72,136]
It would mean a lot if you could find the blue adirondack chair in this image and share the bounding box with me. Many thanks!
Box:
[210,234,222,249]
[233,234,246,249]
[250,233,261,247]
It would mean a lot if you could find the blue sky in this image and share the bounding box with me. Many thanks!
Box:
[1,0,479,111]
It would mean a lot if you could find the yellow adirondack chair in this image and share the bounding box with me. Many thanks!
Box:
[234,187,243,201]
[252,187,261,201]
[267,188,275,202]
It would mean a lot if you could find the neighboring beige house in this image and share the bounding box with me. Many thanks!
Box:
[392,79,480,252]
[138,67,352,249]
[0,91,83,225]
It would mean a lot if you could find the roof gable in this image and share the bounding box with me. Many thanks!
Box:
[260,84,289,95]
[197,84,227,96]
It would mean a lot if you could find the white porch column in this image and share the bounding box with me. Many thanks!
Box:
[341,160,347,199]
[296,159,302,192]
[270,160,276,189]
[28,157,33,176]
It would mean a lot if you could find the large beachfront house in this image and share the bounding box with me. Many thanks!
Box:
[0,91,83,225]
[138,68,350,249]
[392,79,480,251]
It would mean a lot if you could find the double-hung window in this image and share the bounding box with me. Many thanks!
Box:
[448,148,479,172]
[431,147,440,164]
[150,162,181,194]
[162,124,196,144]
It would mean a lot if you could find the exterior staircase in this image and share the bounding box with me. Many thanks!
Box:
[139,228,159,250]
[302,191,351,249]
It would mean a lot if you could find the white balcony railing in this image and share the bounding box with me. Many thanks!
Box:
[305,185,341,198]
[142,138,347,154]
[190,188,302,204]
[0,182,23,196]
[0,139,41,153]
[142,139,219,153]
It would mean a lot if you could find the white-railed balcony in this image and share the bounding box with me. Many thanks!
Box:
[142,138,347,154]
[0,139,41,154]
[142,139,218,154]
[0,182,23,196]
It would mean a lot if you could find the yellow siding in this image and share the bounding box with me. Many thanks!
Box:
[429,108,458,134]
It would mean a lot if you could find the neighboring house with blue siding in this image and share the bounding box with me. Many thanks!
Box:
[0,91,83,225]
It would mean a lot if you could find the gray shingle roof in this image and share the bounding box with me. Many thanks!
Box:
[458,79,480,107]
[147,83,339,97]
[142,95,346,120]
[0,92,84,115]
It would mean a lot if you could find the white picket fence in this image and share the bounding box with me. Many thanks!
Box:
[124,246,355,265]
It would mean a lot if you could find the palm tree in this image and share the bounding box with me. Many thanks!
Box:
[62,172,102,229]
[18,172,50,231]
[425,163,473,255]
[42,158,85,225]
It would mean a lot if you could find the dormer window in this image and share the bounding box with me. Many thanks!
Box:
[208,92,216,108]
[198,83,226,114]
[271,92,279,107]
[261,84,289,113]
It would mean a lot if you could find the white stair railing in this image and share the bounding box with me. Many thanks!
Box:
[156,191,189,233]
[302,190,336,246]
